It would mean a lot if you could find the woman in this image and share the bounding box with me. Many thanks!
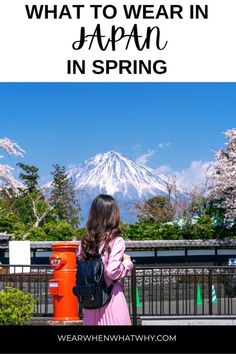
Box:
[79,194,133,325]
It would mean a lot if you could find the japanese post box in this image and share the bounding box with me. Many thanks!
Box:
[49,241,79,321]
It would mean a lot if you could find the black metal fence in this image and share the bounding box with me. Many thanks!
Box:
[0,265,53,317]
[1,264,236,324]
[131,266,236,321]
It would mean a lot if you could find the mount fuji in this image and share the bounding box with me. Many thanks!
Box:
[66,151,170,224]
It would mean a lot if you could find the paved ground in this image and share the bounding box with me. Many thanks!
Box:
[28,317,83,325]
[29,315,236,326]
[140,315,236,325]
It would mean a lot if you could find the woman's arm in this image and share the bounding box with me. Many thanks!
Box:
[104,237,133,281]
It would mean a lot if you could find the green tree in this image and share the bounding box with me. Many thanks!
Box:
[121,220,183,240]
[43,221,74,241]
[13,193,36,226]
[0,287,36,325]
[13,163,55,233]
[202,198,225,227]
[0,208,18,234]
[136,196,174,224]
[122,221,161,240]
[182,215,215,240]
[49,164,80,228]
[14,163,42,226]
[17,163,39,193]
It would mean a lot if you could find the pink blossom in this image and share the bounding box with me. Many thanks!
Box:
[209,129,236,226]
[0,137,25,191]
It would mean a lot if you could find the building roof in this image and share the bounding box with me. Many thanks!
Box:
[29,239,236,250]
[0,233,11,241]
[1,234,236,250]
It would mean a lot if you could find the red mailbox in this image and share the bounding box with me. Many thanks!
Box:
[49,241,79,321]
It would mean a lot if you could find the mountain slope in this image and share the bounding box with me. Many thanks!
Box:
[67,151,168,200]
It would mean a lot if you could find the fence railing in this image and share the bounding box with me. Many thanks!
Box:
[0,265,53,317]
[1,265,236,324]
[131,265,236,321]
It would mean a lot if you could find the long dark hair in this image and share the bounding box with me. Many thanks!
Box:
[80,194,121,258]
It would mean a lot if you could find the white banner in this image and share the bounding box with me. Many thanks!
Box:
[9,241,31,273]
[0,0,235,81]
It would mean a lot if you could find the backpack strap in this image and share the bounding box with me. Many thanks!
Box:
[100,238,118,285]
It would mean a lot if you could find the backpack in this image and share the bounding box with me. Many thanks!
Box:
[72,252,114,309]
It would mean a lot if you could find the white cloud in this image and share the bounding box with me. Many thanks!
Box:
[175,161,211,190]
[134,142,171,166]
[136,149,155,166]
[158,142,171,149]
[154,160,212,191]
[154,164,173,175]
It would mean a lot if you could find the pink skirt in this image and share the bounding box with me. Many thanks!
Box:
[83,283,132,325]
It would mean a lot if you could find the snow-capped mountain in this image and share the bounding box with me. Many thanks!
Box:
[68,151,168,199]
[66,151,170,223]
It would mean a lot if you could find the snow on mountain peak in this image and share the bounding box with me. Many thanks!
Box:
[68,151,168,200]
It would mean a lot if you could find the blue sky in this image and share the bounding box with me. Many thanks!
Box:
[0,83,235,187]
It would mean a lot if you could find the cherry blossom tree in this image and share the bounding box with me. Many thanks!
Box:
[135,195,175,224]
[135,171,214,226]
[209,129,236,226]
[0,137,25,191]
